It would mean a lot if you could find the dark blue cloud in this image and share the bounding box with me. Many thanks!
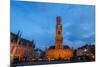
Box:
[11,1,95,50]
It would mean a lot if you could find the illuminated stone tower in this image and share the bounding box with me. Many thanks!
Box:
[46,16,73,60]
[55,16,63,49]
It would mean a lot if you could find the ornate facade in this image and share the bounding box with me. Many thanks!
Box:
[10,32,35,62]
[46,16,73,60]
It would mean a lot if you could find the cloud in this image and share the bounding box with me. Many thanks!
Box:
[82,32,95,38]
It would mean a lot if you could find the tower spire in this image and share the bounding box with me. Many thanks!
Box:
[55,16,63,49]
[56,16,61,25]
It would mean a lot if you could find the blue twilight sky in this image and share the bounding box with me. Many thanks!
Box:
[11,1,95,50]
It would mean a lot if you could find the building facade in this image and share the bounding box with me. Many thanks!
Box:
[45,16,73,60]
[10,32,35,63]
[76,44,95,61]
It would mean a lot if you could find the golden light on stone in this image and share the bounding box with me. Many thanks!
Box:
[10,32,34,62]
[45,16,73,60]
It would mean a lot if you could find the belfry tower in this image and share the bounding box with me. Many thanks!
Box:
[46,16,73,60]
[55,16,63,49]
